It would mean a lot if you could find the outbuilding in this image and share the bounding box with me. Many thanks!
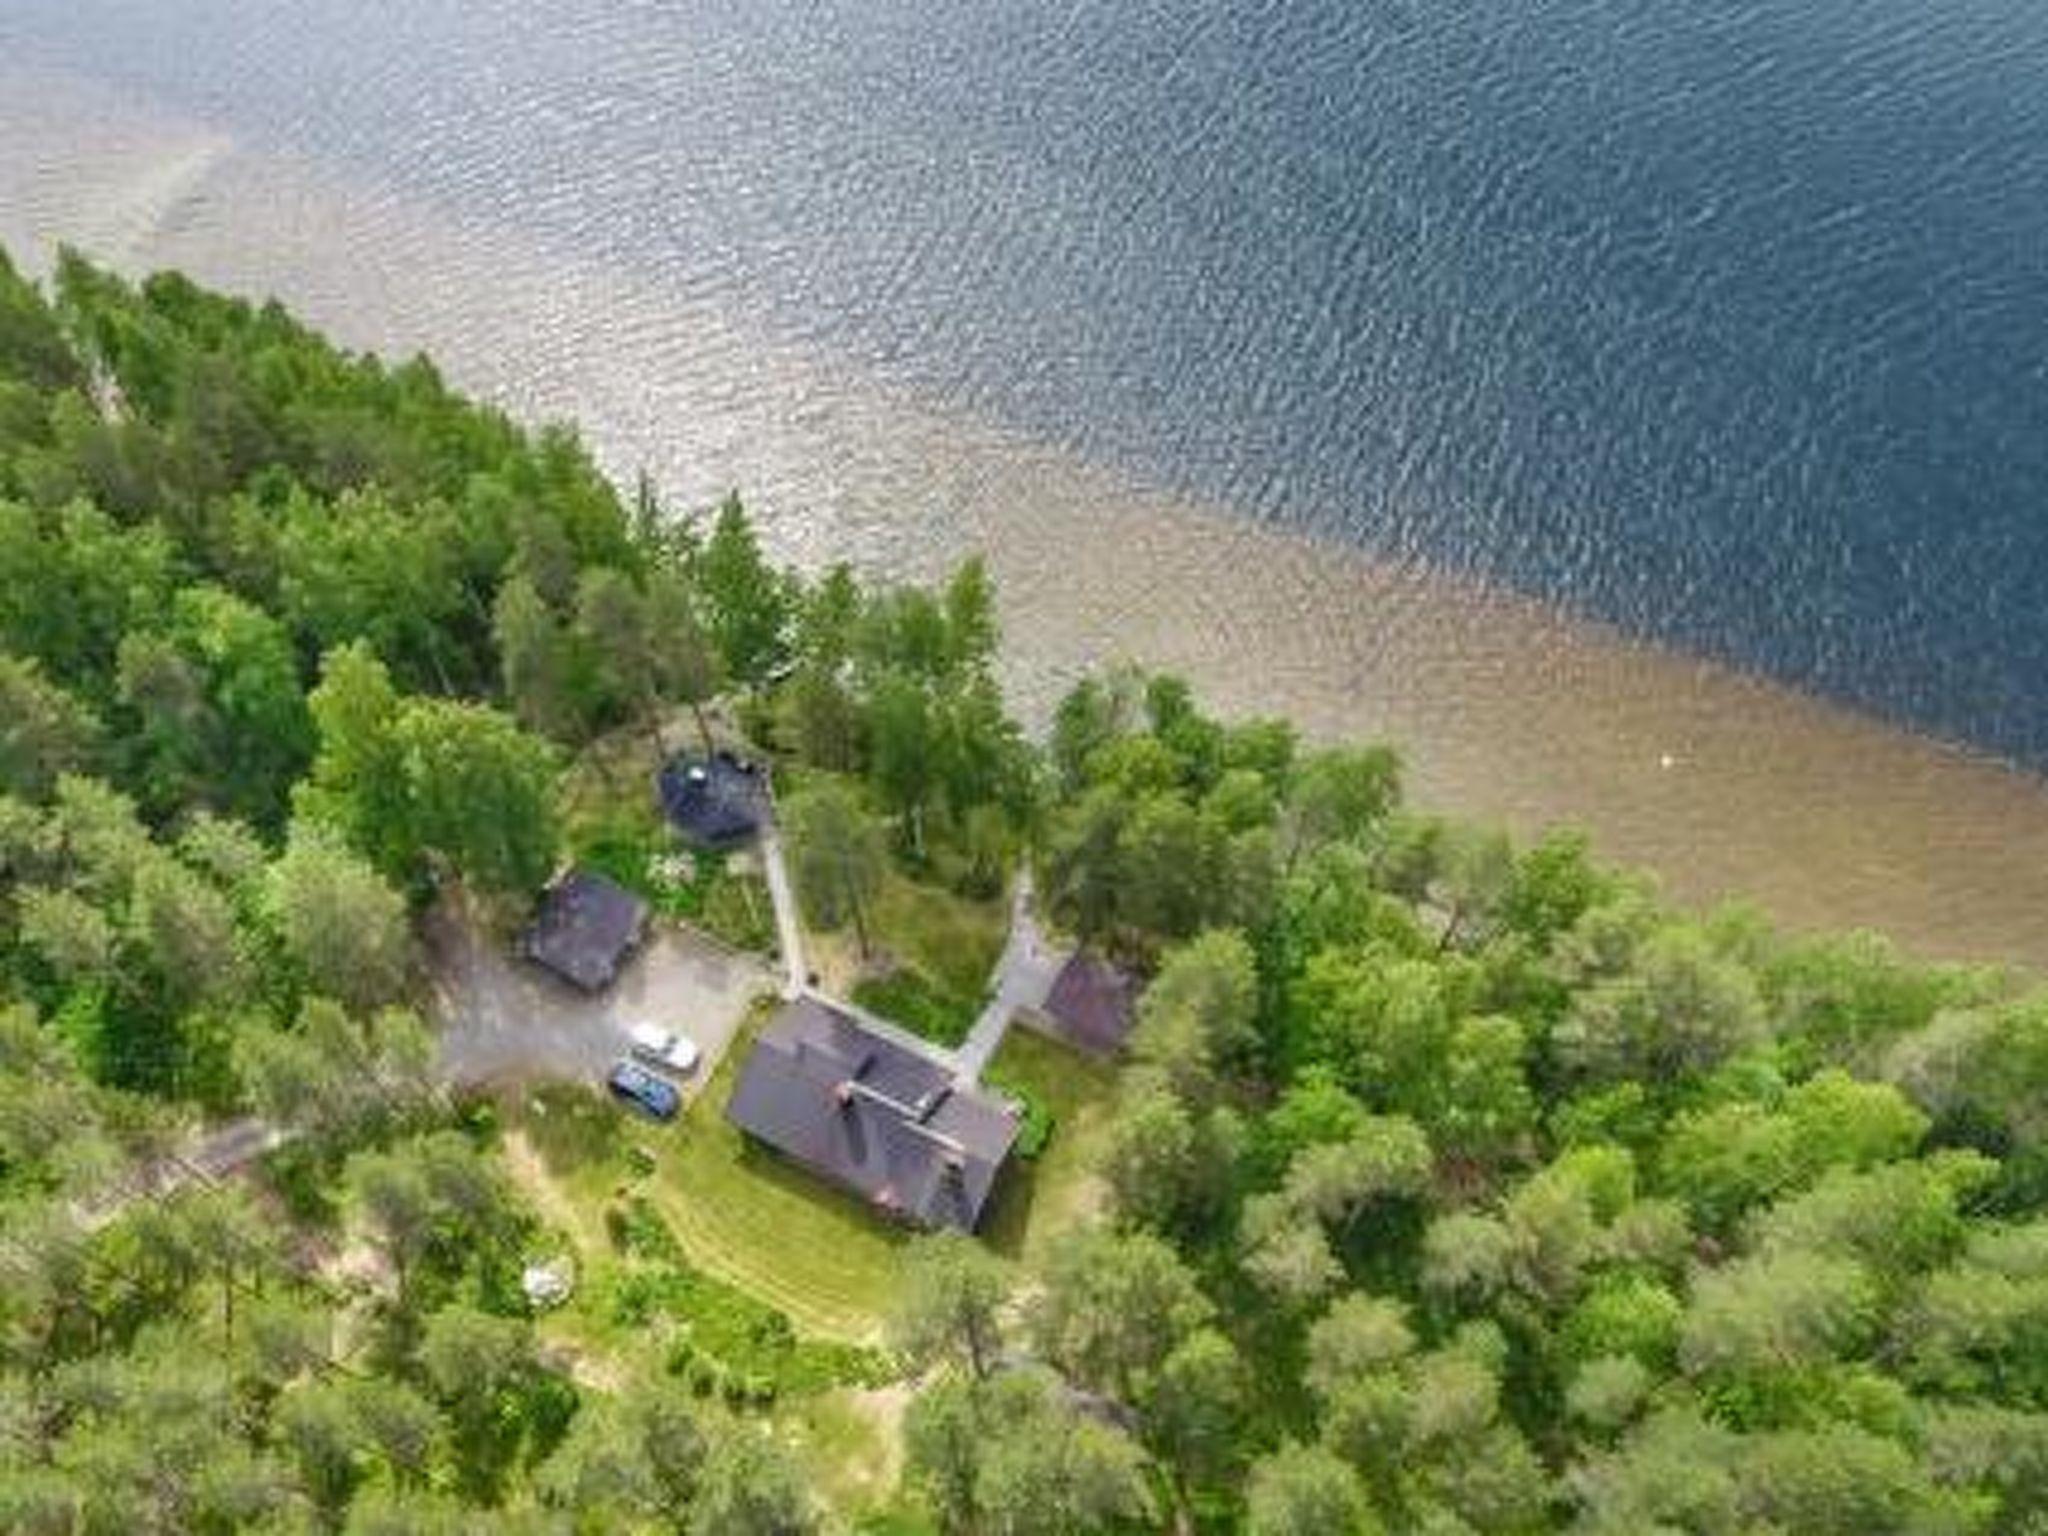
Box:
[1028,950,1141,1058]
[525,869,649,992]
[658,750,767,850]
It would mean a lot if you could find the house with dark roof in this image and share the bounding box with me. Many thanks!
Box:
[1028,951,1141,1058]
[726,996,1021,1232]
[525,870,649,992]
[658,750,767,850]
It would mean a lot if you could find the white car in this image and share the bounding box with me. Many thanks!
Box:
[626,1021,701,1076]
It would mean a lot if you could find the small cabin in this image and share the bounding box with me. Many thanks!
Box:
[1027,951,1141,1058]
[525,870,649,992]
[658,750,767,851]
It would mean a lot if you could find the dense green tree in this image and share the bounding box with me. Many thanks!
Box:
[645,564,723,755]
[1140,1326,1246,1512]
[697,495,788,687]
[687,1420,816,1536]
[867,670,939,856]
[491,571,585,745]
[267,827,413,1013]
[1049,670,1140,793]
[299,641,410,871]
[540,1380,706,1526]
[892,1232,1011,1379]
[391,698,559,895]
[943,556,998,676]
[1042,785,1130,946]
[1556,922,1766,1086]
[1032,1228,1212,1403]
[117,585,312,826]
[0,652,101,799]
[904,1368,1150,1536]
[1281,746,1402,870]
[1245,1441,1376,1536]
[1100,1077,1242,1239]
[783,779,888,955]
[419,1305,569,1504]
[280,488,473,693]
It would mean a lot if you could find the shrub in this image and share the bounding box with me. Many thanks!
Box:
[455,1095,501,1146]
[984,1070,1056,1160]
[611,1196,684,1263]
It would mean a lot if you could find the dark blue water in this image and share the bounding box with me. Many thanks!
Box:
[9,1,2048,763]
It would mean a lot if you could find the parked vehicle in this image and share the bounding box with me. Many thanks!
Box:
[627,1021,701,1075]
[606,1059,680,1120]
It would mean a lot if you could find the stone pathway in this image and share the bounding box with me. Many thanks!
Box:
[757,819,810,998]
[954,873,1060,1081]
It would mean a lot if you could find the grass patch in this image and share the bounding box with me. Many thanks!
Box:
[497,1022,907,1346]
[519,1081,628,1179]
[855,1513,940,1536]
[835,873,1006,1046]
[852,969,978,1048]
[869,876,1006,1002]
[789,1391,919,1528]
[979,1028,1120,1265]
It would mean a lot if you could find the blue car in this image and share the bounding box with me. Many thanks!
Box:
[606,1059,680,1121]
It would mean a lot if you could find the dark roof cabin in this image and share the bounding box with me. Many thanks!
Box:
[726,997,1020,1232]
[1033,951,1141,1058]
[658,751,766,850]
[525,870,649,992]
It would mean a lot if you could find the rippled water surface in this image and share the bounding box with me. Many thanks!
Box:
[4,2,2048,961]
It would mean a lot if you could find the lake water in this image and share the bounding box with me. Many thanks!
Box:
[5,2,2048,963]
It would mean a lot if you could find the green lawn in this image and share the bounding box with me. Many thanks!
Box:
[869,875,1007,1002]
[979,1027,1120,1266]
[507,1023,907,1345]
[636,1017,910,1342]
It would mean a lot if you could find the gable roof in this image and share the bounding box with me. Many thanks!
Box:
[726,997,1020,1232]
[1037,951,1141,1057]
[525,870,649,992]
[658,751,766,849]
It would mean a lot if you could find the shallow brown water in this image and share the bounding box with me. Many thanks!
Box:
[7,63,2048,966]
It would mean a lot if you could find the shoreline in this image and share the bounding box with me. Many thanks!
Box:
[5,61,2048,966]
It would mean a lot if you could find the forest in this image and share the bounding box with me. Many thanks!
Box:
[6,246,2048,1534]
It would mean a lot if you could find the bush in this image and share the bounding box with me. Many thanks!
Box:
[263,1141,345,1227]
[606,1197,685,1263]
[455,1095,501,1147]
[984,1071,1056,1160]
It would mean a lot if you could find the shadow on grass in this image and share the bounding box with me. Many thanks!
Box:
[980,1156,1046,1262]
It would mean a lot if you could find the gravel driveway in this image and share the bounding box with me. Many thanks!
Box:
[427,904,775,1102]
